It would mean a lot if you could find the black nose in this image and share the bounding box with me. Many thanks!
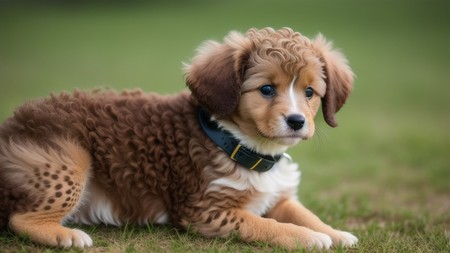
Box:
[286,114,305,131]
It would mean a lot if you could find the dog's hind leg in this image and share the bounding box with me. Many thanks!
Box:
[0,137,93,248]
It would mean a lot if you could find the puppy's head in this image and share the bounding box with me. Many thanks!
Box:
[185,27,354,154]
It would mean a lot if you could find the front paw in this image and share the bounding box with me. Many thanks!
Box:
[273,226,332,250]
[329,230,358,247]
[306,230,333,249]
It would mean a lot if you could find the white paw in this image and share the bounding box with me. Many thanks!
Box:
[308,231,333,249]
[72,229,93,248]
[59,228,93,248]
[333,230,358,247]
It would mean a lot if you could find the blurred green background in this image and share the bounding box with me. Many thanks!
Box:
[0,0,449,238]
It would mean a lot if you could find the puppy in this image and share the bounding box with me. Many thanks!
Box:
[0,27,357,250]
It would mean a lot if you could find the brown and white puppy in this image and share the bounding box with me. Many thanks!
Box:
[0,27,357,250]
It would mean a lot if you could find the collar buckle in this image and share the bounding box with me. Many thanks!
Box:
[230,144,263,170]
[230,144,242,161]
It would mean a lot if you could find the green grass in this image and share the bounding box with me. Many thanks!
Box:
[0,0,449,252]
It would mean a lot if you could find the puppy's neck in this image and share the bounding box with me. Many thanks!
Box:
[214,117,290,157]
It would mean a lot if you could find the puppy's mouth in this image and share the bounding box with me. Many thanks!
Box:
[256,127,307,142]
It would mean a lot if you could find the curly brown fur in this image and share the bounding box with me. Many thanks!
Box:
[0,27,357,249]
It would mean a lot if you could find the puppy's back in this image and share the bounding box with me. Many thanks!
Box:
[0,89,199,226]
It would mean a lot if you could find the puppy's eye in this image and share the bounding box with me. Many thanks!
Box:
[305,87,314,99]
[260,84,276,97]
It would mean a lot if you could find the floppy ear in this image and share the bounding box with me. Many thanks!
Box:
[184,32,253,118]
[313,34,354,127]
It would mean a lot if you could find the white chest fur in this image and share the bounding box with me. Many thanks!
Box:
[209,157,301,216]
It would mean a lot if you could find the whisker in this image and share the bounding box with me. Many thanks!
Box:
[312,125,330,148]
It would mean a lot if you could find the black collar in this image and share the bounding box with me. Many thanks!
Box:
[198,108,282,172]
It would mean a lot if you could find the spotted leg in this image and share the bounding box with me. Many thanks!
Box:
[2,138,93,248]
[191,208,333,250]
